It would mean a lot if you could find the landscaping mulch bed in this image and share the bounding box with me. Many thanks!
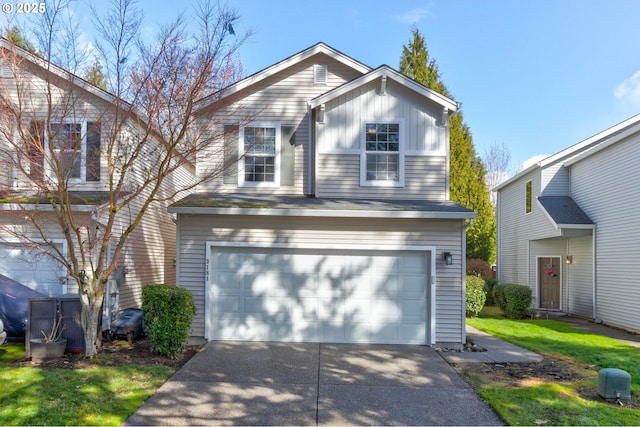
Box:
[8,337,202,369]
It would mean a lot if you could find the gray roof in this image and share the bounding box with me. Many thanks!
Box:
[537,196,594,226]
[169,193,476,220]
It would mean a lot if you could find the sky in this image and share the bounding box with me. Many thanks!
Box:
[6,0,640,175]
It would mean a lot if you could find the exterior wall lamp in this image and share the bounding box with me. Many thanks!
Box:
[443,252,453,265]
[565,255,573,265]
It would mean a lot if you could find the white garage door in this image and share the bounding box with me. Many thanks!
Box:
[0,243,65,296]
[207,247,430,344]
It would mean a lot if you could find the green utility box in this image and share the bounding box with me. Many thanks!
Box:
[597,368,631,401]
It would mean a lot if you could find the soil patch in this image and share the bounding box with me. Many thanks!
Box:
[8,338,202,369]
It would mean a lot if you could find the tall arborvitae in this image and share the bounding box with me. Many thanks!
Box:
[400,26,495,263]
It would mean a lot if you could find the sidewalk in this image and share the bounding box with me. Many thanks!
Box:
[440,315,640,365]
[439,325,544,364]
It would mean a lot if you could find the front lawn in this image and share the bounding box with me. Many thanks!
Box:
[464,308,640,425]
[0,342,178,426]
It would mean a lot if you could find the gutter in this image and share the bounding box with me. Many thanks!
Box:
[167,205,477,220]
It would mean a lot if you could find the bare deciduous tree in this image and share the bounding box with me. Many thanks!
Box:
[0,0,249,357]
[482,142,513,208]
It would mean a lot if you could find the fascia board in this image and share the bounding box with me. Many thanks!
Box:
[195,43,371,111]
[308,66,458,112]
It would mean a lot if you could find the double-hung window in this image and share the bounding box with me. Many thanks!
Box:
[50,122,82,179]
[46,121,101,183]
[361,122,403,186]
[239,123,280,187]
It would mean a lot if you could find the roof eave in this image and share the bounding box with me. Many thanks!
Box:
[167,206,476,220]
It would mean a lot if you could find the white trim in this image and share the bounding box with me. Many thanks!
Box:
[309,66,458,112]
[204,241,437,344]
[536,255,563,311]
[360,119,405,187]
[168,206,476,220]
[238,121,281,188]
[0,237,69,293]
[46,120,88,183]
[196,43,371,110]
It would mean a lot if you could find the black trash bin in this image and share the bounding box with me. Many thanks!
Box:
[110,308,144,343]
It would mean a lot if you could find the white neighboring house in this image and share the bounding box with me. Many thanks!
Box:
[170,43,476,347]
[495,114,640,333]
[0,38,192,309]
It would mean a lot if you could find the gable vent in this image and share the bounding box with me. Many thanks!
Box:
[314,64,327,85]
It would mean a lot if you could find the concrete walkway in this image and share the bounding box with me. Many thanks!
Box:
[124,342,505,426]
[439,325,544,364]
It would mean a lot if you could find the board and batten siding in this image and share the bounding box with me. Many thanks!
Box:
[176,214,466,344]
[570,133,640,332]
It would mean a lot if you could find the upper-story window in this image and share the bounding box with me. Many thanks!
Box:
[361,121,404,187]
[23,120,100,184]
[238,123,281,187]
[525,180,532,213]
[47,121,101,182]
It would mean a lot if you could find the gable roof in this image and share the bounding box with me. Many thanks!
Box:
[0,38,122,106]
[308,65,459,112]
[196,42,372,111]
[495,113,640,191]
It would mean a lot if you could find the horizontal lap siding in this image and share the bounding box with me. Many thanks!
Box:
[176,214,465,343]
[571,134,640,332]
[317,155,447,200]
[197,56,364,195]
[567,236,593,318]
[497,168,560,290]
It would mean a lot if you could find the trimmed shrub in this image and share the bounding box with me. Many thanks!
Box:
[493,283,508,312]
[504,284,532,319]
[483,278,498,305]
[493,283,532,319]
[142,284,196,359]
[466,275,487,317]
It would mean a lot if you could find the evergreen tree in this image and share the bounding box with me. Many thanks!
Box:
[85,59,108,90]
[399,26,495,263]
[7,26,37,53]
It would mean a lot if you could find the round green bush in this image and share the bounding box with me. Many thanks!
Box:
[483,278,497,305]
[142,284,196,359]
[466,275,487,317]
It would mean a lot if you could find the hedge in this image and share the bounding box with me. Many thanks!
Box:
[483,278,498,305]
[142,284,196,359]
[466,275,487,317]
[493,283,532,319]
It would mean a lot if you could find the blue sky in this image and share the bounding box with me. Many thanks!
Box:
[8,0,640,173]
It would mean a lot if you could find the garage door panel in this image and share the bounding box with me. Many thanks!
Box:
[209,248,430,344]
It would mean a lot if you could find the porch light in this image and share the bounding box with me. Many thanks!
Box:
[443,252,453,265]
[565,255,573,265]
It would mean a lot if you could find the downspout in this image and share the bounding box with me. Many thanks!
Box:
[306,103,314,196]
[592,227,598,321]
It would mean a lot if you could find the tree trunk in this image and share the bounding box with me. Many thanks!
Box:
[79,292,103,358]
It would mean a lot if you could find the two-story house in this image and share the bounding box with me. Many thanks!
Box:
[495,114,640,333]
[170,43,476,347]
[0,38,190,310]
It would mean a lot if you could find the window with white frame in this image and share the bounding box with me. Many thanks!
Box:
[239,123,280,186]
[46,121,101,183]
[361,122,403,186]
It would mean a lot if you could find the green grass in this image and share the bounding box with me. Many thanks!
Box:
[465,307,640,425]
[0,345,175,426]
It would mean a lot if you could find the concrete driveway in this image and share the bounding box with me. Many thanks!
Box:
[124,342,503,426]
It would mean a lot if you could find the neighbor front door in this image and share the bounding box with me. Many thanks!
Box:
[538,257,560,309]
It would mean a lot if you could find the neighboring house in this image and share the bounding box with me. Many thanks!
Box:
[0,39,190,310]
[169,43,476,347]
[495,114,640,333]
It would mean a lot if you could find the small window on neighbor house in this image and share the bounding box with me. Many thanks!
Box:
[314,64,327,85]
[525,180,532,213]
